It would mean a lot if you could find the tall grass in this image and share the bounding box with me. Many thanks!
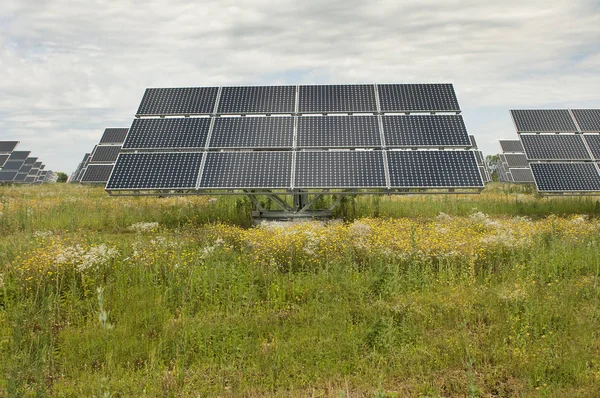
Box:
[1,184,600,396]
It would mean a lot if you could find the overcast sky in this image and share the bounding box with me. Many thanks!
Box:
[1,0,599,173]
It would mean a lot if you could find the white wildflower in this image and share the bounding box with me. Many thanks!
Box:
[33,230,54,238]
[127,222,159,233]
[78,244,119,272]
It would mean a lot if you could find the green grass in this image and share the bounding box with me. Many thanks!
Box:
[1,183,600,396]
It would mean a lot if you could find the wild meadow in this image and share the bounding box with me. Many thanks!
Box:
[2,183,600,396]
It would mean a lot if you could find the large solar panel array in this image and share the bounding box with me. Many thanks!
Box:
[511,109,600,193]
[0,141,56,183]
[73,128,128,184]
[107,84,483,195]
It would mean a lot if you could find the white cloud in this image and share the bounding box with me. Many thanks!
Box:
[0,0,599,171]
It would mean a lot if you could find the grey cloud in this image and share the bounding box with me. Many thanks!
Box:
[0,0,599,171]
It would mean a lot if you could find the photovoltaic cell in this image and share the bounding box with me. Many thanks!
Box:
[387,151,483,188]
[81,164,114,183]
[296,116,381,148]
[504,154,529,168]
[510,110,577,132]
[100,128,129,144]
[0,154,9,167]
[499,140,524,153]
[298,85,377,113]
[0,141,18,153]
[210,117,294,148]
[510,168,535,183]
[107,152,203,190]
[378,84,460,113]
[531,163,600,192]
[217,86,296,114]
[136,87,218,116]
[34,162,43,168]
[23,157,37,166]
[573,110,600,132]
[0,171,17,182]
[583,135,600,159]
[91,146,122,163]
[24,176,36,183]
[294,151,386,188]
[520,134,590,160]
[199,152,292,189]
[124,118,211,149]
[382,115,470,147]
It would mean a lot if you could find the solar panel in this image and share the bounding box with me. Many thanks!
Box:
[520,134,590,160]
[511,110,577,133]
[571,109,600,132]
[8,151,30,161]
[0,171,17,182]
[499,140,525,153]
[23,157,37,166]
[210,116,294,148]
[81,164,114,183]
[0,154,9,167]
[33,161,42,168]
[583,135,600,159]
[387,151,483,188]
[475,151,485,166]
[298,85,377,113]
[19,164,33,173]
[296,116,381,148]
[3,160,24,170]
[378,84,460,113]
[382,115,470,147]
[510,168,535,183]
[107,152,203,190]
[0,141,18,153]
[199,152,292,189]
[100,128,129,144]
[136,87,219,116]
[90,146,121,163]
[478,166,489,183]
[124,118,211,149]
[531,163,600,192]
[24,176,36,183]
[217,86,296,114]
[13,173,27,182]
[294,151,386,188]
[504,154,529,168]
[469,135,478,148]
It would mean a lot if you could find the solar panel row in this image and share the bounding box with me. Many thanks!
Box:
[136,84,461,116]
[122,115,471,149]
[77,128,129,184]
[511,109,600,133]
[106,150,483,191]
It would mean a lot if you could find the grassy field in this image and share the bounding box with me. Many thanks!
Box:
[2,183,600,396]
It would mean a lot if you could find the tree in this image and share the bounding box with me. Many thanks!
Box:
[56,172,68,183]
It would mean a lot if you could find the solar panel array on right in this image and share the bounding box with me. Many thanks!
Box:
[513,108,600,194]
